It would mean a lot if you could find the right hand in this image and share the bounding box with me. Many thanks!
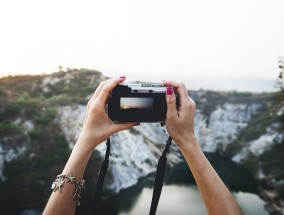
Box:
[78,76,138,151]
[162,80,197,150]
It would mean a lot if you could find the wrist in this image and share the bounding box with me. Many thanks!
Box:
[176,134,199,152]
[62,137,95,178]
[76,132,101,153]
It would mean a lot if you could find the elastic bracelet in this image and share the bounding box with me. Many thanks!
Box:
[51,174,85,206]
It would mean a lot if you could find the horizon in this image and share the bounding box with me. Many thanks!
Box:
[0,68,278,93]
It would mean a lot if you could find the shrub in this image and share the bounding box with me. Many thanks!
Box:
[4,102,22,118]
[28,129,41,140]
[0,86,6,95]
[35,108,57,125]
[48,94,71,106]
[0,121,22,136]
[3,93,43,120]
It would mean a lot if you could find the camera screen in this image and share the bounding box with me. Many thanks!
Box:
[120,97,153,110]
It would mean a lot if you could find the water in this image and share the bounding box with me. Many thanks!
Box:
[234,192,269,215]
[118,185,207,215]
[79,153,270,215]
[96,183,268,215]
[117,185,268,215]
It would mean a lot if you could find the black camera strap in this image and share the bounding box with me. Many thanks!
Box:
[149,136,172,215]
[90,136,172,215]
[90,138,111,215]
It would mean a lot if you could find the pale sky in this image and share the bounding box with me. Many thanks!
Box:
[0,0,283,91]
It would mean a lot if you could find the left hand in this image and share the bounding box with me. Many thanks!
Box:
[78,76,138,151]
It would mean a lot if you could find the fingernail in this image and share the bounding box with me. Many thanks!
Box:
[134,123,140,126]
[119,76,126,79]
[166,86,173,95]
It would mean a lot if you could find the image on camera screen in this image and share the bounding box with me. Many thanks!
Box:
[120,97,153,110]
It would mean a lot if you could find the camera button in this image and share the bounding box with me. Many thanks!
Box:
[142,84,151,87]
[151,84,162,87]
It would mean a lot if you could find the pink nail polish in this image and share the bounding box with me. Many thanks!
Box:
[119,76,126,79]
[166,86,173,95]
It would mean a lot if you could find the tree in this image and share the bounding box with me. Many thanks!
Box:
[58,66,64,72]
[276,56,284,91]
[275,57,284,108]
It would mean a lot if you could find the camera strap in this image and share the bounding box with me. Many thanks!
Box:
[90,138,111,215]
[90,136,172,215]
[149,136,172,215]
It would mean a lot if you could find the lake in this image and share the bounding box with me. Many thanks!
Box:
[116,185,268,215]
[79,153,269,215]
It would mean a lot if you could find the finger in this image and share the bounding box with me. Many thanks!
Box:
[88,78,113,105]
[96,76,126,109]
[162,80,189,100]
[92,78,112,100]
[84,78,113,125]
[165,86,178,118]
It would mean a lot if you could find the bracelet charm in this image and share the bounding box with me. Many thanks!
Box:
[51,174,85,206]
[51,176,65,192]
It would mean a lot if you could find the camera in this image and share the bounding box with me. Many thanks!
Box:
[108,83,177,122]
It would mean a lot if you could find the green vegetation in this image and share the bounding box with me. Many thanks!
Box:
[0,91,43,121]
[0,121,22,136]
[259,139,284,179]
[241,153,260,176]
[42,70,100,101]
[0,86,6,96]
[48,94,72,105]
[0,68,102,106]
[35,108,57,125]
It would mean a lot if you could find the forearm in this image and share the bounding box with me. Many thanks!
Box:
[179,139,243,215]
[43,77,134,215]
[43,137,95,215]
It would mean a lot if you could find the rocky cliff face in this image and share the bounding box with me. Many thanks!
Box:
[0,134,28,179]
[195,103,261,152]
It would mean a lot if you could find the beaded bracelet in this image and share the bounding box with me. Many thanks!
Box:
[51,174,85,206]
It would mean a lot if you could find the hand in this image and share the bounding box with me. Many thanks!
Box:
[78,76,138,151]
[162,80,197,150]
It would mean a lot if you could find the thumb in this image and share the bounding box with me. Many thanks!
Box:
[166,86,177,115]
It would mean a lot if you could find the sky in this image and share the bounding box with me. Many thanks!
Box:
[0,0,283,91]
[121,98,153,109]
